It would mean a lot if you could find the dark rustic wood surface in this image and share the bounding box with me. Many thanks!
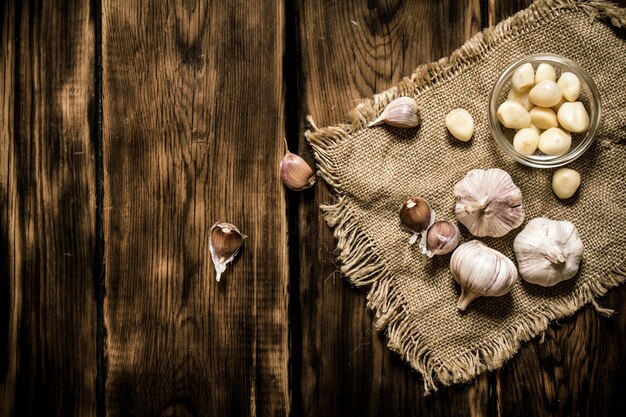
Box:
[2,1,626,416]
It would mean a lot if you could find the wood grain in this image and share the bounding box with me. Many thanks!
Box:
[488,2,626,416]
[295,1,490,416]
[0,0,97,416]
[101,1,289,416]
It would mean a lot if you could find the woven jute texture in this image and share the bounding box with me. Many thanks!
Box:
[306,0,626,393]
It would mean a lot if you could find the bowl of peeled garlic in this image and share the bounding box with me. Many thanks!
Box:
[488,53,601,168]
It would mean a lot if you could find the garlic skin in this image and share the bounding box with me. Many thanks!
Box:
[280,138,315,191]
[399,197,435,245]
[450,241,518,311]
[368,97,420,128]
[210,222,247,282]
[422,220,460,258]
[513,218,584,287]
[454,168,525,238]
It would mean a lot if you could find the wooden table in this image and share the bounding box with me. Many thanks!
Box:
[2,0,626,415]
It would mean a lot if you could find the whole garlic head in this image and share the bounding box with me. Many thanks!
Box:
[454,168,525,238]
[513,218,584,287]
[450,241,518,311]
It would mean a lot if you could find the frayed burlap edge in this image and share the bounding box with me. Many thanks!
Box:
[305,0,626,394]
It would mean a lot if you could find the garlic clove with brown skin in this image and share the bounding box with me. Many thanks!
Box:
[368,97,420,128]
[513,218,584,287]
[280,138,315,191]
[450,240,518,311]
[399,197,435,245]
[421,220,460,258]
[209,222,247,282]
[454,168,525,238]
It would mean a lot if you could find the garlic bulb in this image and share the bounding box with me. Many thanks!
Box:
[280,138,315,191]
[450,241,518,311]
[368,97,420,128]
[454,168,525,238]
[210,222,247,282]
[513,218,584,287]
[399,197,435,244]
[422,220,460,258]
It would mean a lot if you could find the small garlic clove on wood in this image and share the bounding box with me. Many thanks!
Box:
[280,138,316,191]
[368,97,420,128]
[497,101,531,129]
[552,168,581,199]
[529,80,563,108]
[450,240,518,311]
[454,168,525,238]
[511,63,535,92]
[538,127,571,155]
[535,63,557,83]
[422,220,460,258]
[210,222,247,282]
[399,197,435,245]
[513,218,584,287]
[529,106,558,130]
[557,72,581,102]
[445,108,474,141]
[557,102,589,133]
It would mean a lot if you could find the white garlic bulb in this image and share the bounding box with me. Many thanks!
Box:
[454,168,525,238]
[368,97,420,128]
[450,241,518,311]
[513,218,584,287]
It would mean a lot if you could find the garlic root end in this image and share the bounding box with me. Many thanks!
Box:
[457,290,478,311]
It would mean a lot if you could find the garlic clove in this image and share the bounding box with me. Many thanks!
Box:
[497,101,531,129]
[511,63,535,92]
[209,222,247,282]
[507,88,533,111]
[529,106,558,130]
[421,220,460,258]
[399,197,435,245]
[557,72,581,102]
[513,128,540,155]
[368,97,420,128]
[552,168,581,199]
[529,80,563,108]
[454,168,525,238]
[535,63,557,83]
[538,127,571,155]
[445,108,474,141]
[280,138,316,191]
[557,102,589,133]
[513,218,584,287]
[450,240,518,311]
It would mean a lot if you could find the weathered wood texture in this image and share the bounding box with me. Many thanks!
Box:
[0,0,97,416]
[295,1,492,416]
[488,3,626,417]
[101,1,289,416]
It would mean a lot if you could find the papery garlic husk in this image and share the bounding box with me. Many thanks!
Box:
[280,138,315,191]
[399,197,435,245]
[210,222,247,282]
[454,168,525,238]
[513,217,584,287]
[421,220,460,258]
[450,240,518,311]
[368,97,420,128]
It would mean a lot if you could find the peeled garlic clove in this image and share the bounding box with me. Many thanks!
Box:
[445,108,474,142]
[280,138,315,191]
[538,127,571,155]
[535,63,557,83]
[507,88,533,111]
[513,218,584,287]
[454,168,525,238]
[511,63,534,92]
[450,240,518,311]
[497,101,531,129]
[422,220,460,258]
[513,128,540,155]
[210,222,247,282]
[529,106,558,130]
[557,72,581,102]
[399,197,434,245]
[557,102,589,133]
[368,97,420,128]
[552,168,581,199]
[529,80,563,108]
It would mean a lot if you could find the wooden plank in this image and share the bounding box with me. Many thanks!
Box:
[0,1,97,416]
[487,2,626,416]
[296,1,490,416]
[101,1,289,416]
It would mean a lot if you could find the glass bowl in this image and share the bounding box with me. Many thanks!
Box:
[488,54,601,168]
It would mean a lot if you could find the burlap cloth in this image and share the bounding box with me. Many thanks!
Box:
[305,0,626,393]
